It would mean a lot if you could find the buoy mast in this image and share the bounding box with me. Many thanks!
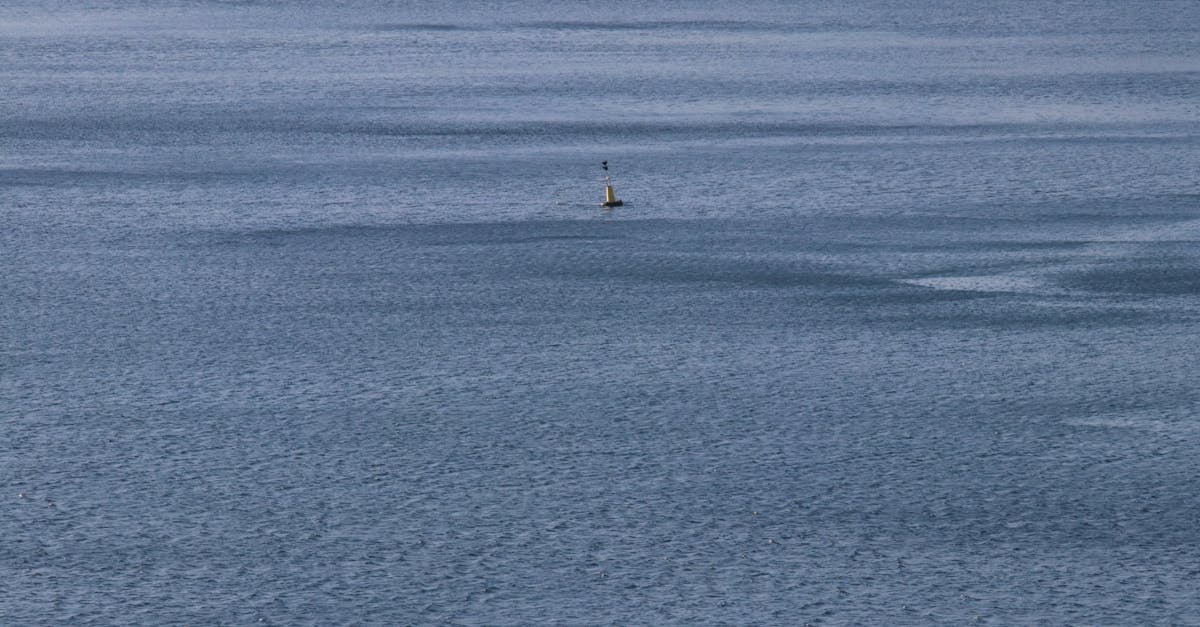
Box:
[601,160,623,207]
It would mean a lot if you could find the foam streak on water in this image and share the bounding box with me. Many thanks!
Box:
[3,1,1200,624]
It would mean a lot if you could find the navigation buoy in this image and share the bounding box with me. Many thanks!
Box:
[600,160,623,207]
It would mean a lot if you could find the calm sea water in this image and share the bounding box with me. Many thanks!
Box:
[4,1,1200,624]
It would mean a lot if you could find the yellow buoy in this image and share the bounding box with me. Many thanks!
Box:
[600,160,623,207]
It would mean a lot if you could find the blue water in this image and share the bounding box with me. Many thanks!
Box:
[4,1,1200,623]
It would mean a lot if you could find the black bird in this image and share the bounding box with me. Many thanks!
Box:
[601,161,608,171]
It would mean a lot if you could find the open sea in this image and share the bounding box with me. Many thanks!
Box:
[4,1,1200,624]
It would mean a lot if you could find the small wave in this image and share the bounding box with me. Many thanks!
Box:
[1065,410,1199,437]
[899,275,1045,293]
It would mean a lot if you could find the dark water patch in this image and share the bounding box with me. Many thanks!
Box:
[425,234,624,247]
[513,19,840,33]
[1000,132,1200,147]
[817,72,1200,101]
[809,240,1092,255]
[566,255,888,290]
[193,219,657,250]
[0,165,312,187]
[216,224,402,243]
[868,302,1154,330]
[1162,193,1200,202]
[305,119,1004,142]
[213,218,895,290]
[1062,262,1200,295]
[0,168,134,187]
[365,23,474,32]
[2,114,1086,144]
[945,197,1200,222]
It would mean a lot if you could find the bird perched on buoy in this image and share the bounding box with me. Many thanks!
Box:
[600,161,623,207]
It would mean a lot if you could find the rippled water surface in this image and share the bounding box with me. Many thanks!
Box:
[4,1,1200,624]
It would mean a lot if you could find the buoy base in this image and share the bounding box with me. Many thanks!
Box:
[603,184,621,207]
